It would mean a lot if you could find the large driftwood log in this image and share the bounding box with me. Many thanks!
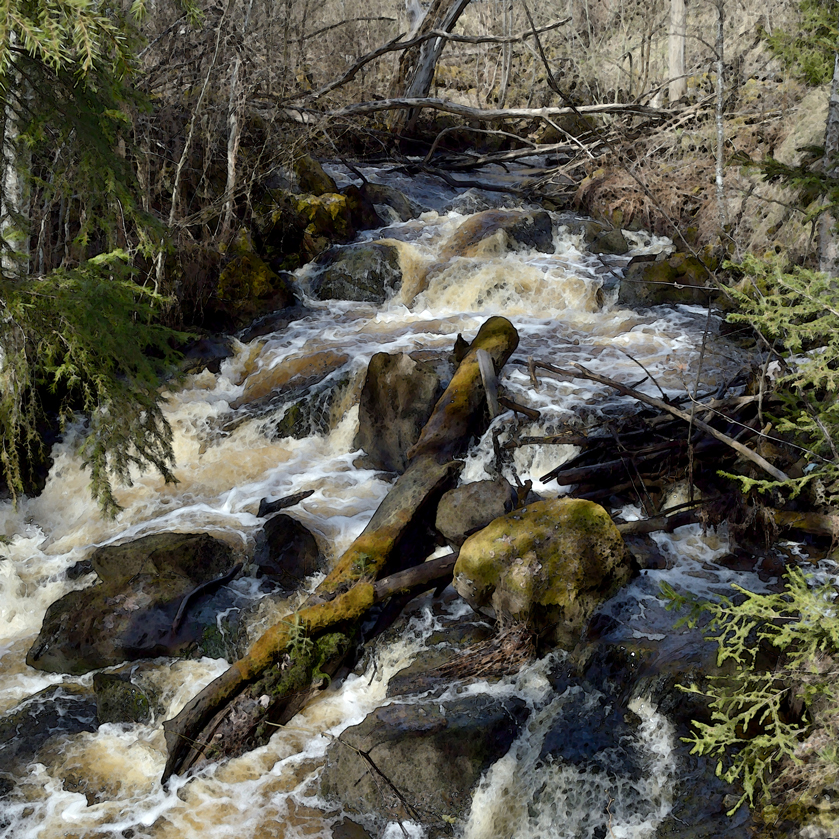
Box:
[161,317,519,781]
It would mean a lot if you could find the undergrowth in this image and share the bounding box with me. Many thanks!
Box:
[724,252,839,505]
[662,568,839,815]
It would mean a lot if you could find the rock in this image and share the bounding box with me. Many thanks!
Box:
[306,241,403,303]
[435,477,517,547]
[91,532,235,587]
[589,227,630,255]
[293,154,338,196]
[27,533,241,674]
[353,352,444,473]
[453,497,635,646]
[180,335,235,375]
[214,230,299,330]
[619,252,716,307]
[320,694,529,836]
[0,685,97,777]
[252,513,323,588]
[231,349,350,410]
[440,209,555,259]
[359,182,420,222]
[92,672,152,724]
[342,184,385,232]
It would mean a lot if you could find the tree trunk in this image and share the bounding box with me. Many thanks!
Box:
[819,50,839,277]
[161,316,519,781]
[388,0,473,135]
[668,0,687,104]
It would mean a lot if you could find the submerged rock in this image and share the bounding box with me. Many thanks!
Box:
[0,685,97,779]
[320,694,529,837]
[453,497,635,645]
[354,351,444,473]
[92,672,152,725]
[27,533,242,674]
[307,241,403,303]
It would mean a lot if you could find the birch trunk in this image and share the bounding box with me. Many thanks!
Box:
[668,0,687,103]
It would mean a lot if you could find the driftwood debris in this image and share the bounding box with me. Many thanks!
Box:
[161,317,519,781]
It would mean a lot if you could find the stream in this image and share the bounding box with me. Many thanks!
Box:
[0,168,770,838]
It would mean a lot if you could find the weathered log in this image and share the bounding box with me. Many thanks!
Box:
[161,317,520,781]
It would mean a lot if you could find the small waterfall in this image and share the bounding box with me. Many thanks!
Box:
[0,183,758,838]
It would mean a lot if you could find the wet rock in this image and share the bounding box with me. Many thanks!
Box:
[92,672,152,724]
[320,694,529,836]
[180,335,235,375]
[440,209,555,259]
[307,241,403,303]
[453,497,635,646]
[360,182,420,222]
[27,533,241,674]
[589,226,630,255]
[268,372,352,440]
[342,184,385,232]
[354,352,444,473]
[293,154,338,196]
[435,477,517,547]
[0,685,97,776]
[619,252,716,307]
[252,513,323,588]
[231,349,350,410]
[91,532,235,587]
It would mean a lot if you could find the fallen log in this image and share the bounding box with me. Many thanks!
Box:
[162,317,520,781]
[536,361,790,484]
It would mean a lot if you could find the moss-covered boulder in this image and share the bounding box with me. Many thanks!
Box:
[453,497,634,646]
[215,230,298,329]
[293,154,338,196]
[619,252,717,307]
[92,672,152,724]
[306,241,403,303]
[589,226,630,255]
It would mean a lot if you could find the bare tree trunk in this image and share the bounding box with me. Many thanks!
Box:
[820,50,839,277]
[668,0,687,103]
[221,0,256,236]
[497,0,513,109]
[388,0,473,135]
[714,0,728,232]
[1,35,30,277]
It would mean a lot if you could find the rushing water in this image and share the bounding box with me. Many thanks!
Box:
[0,172,763,838]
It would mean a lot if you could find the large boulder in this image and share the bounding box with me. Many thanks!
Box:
[353,352,444,473]
[440,209,555,259]
[306,241,403,303]
[320,694,529,837]
[27,533,241,674]
[453,497,635,646]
